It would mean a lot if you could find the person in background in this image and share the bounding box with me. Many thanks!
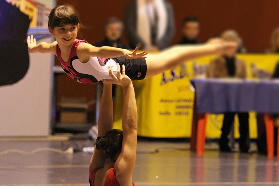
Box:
[256,28,279,154]
[206,30,250,153]
[125,0,175,51]
[178,16,200,45]
[267,27,279,53]
[256,58,279,155]
[221,30,246,53]
[94,18,130,49]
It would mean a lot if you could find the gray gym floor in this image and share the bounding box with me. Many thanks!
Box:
[0,138,278,186]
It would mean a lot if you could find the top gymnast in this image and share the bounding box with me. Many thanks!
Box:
[28,5,237,84]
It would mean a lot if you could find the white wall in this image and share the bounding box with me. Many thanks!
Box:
[0,37,53,137]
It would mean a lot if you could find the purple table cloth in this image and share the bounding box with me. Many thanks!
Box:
[191,79,279,114]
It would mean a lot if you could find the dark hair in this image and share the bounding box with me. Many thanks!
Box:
[183,16,199,25]
[96,129,123,162]
[104,17,123,32]
[48,5,80,29]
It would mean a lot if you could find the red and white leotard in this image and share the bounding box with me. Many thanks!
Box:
[89,168,135,186]
[56,40,117,84]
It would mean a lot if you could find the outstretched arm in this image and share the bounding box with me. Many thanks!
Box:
[104,65,137,185]
[89,82,113,173]
[77,43,147,60]
[27,35,57,54]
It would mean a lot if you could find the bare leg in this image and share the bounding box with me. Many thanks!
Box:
[145,44,222,78]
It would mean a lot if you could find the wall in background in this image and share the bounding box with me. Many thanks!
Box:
[169,0,279,52]
[57,0,279,52]
[55,0,279,126]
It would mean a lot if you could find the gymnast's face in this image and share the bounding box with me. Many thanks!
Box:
[49,24,79,45]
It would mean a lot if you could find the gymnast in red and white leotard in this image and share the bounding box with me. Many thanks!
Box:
[56,39,147,84]
[28,5,236,85]
[56,39,116,84]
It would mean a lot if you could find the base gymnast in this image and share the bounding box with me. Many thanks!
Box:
[27,5,237,84]
[89,65,137,186]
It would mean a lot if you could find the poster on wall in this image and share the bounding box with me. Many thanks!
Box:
[6,0,53,39]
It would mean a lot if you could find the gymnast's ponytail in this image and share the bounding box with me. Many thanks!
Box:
[96,129,123,162]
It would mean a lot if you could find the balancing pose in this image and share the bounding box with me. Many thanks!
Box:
[28,5,236,84]
[89,65,137,186]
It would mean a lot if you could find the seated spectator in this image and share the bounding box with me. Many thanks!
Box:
[206,30,250,153]
[125,0,175,51]
[267,27,279,53]
[94,18,130,49]
[178,16,200,44]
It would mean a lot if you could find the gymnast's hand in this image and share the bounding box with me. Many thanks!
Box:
[206,38,237,54]
[103,64,132,87]
[124,44,148,59]
[27,35,37,52]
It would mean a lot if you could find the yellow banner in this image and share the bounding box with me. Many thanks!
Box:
[114,54,279,138]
